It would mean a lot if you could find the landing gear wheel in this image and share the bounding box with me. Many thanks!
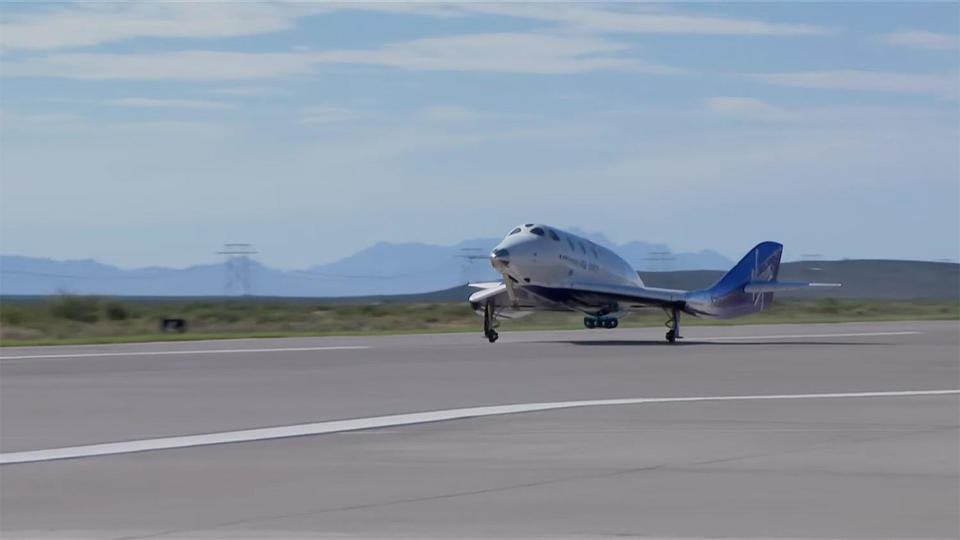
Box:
[584,317,597,329]
[664,306,682,343]
[483,301,500,343]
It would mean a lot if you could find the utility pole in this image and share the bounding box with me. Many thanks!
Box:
[218,243,258,296]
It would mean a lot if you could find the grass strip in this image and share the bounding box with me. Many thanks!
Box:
[1,296,955,347]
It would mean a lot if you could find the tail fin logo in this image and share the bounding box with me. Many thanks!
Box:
[749,246,781,310]
[697,241,783,318]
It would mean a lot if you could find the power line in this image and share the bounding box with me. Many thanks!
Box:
[0,269,184,280]
[286,270,421,280]
[1,267,426,282]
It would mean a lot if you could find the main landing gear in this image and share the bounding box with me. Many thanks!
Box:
[584,316,618,329]
[664,307,682,343]
[483,301,499,343]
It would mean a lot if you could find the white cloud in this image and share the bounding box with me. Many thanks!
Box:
[745,70,959,99]
[1,112,88,134]
[0,2,832,54]
[302,124,595,165]
[1,51,318,80]
[299,107,368,125]
[1,33,677,80]
[0,110,233,137]
[106,121,236,137]
[455,4,832,36]
[879,30,960,51]
[108,97,234,110]
[702,97,948,125]
[209,86,289,97]
[0,3,325,51]
[312,32,677,75]
[420,105,482,122]
[705,97,795,121]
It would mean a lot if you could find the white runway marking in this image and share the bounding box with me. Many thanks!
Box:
[0,345,370,361]
[699,331,922,341]
[2,389,956,465]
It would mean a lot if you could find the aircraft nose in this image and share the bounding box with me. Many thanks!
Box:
[490,248,510,270]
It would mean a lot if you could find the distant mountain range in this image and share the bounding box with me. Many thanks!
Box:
[0,233,734,297]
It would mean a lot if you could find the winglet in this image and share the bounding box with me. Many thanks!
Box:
[467,281,503,290]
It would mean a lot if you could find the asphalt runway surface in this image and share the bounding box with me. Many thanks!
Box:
[1,321,958,539]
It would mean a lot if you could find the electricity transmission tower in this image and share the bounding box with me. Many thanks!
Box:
[218,243,258,296]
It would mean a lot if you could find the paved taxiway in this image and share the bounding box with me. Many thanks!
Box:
[1,321,958,538]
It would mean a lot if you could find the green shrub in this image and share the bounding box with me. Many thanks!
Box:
[49,295,100,323]
[816,298,841,314]
[0,306,25,325]
[105,302,129,321]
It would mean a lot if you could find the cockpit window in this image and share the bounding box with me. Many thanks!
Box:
[566,237,575,251]
[529,227,545,236]
[590,245,599,258]
[508,227,521,236]
[547,229,560,241]
[578,241,586,255]
[524,223,534,227]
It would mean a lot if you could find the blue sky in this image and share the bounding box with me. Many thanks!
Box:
[1,2,957,269]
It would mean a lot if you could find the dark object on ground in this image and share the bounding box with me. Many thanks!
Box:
[161,319,187,333]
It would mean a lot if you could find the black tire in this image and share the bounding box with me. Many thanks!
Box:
[487,330,499,343]
[610,319,619,329]
[666,329,676,343]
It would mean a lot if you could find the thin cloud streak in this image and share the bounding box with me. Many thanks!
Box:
[311,32,680,75]
[1,51,319,80]
[0,110,234,137]
[702,97,949,125]
[0,3,326,51]
[209,86,289,97]
[744,70,959,99]
[0,2,832,53]
[1,33,680,80]
[454,4,833,36]
[108,98,234,110]
[879,30,960,51]
[298,106,368,125]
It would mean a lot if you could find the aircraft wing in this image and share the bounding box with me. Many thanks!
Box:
[468,281,568,314]
[467,281,503,290]
[524,282,688,311]
[467,282,508,304]
[743,281,841,293]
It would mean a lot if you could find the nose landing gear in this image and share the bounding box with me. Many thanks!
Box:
[483,301,499,343]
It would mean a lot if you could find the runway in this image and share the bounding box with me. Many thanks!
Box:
[2,321,958,538]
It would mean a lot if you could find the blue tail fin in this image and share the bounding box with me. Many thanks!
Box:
[699,241,784,318]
